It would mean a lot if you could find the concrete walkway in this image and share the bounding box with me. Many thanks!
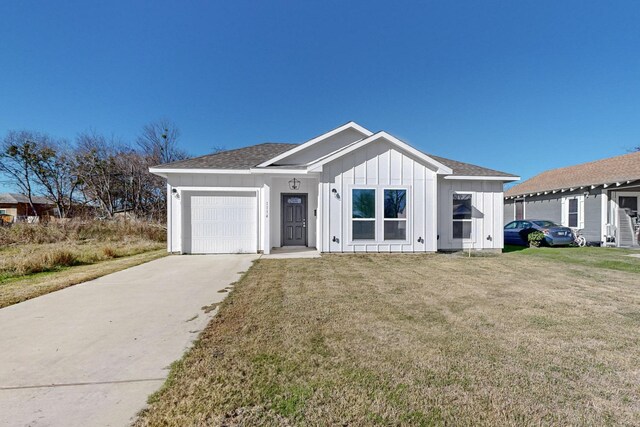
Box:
[0,254,257,427]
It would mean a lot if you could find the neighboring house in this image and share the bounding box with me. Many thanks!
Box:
[0,193,57,223]
[504,151,640,247]
[150,122,518,254]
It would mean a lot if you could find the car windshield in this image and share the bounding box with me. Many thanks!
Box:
[533,220,558,227]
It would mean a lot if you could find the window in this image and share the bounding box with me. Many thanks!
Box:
[504,221,518,229]
[515,199,524,220]
[352,189,375,240]
[384,189,407,240]
[350,187,410,242]
[0,209,5,214]
[452,193,472,239]
[562,195,584,228]
[568,199,578,227]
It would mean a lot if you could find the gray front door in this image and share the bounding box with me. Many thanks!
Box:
[282,194,307,246]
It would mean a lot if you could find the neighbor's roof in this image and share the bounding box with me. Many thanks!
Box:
[505,151,640,197]
[154,143,298,170]
[0,193,53,205]
[153,142,514,177]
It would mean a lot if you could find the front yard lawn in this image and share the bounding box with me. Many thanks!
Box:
[136,249,640,426]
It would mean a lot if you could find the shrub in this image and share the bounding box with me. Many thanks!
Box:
[45,249,79,268]
[9,248,79,275]
[527,231,545,247]
[102,246,118,259]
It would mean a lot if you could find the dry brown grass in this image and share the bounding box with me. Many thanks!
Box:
[0,220,165,245]
[0,220,166,307]
[135,252,640,426]
[0,249,166,308]
[0,240,164,278]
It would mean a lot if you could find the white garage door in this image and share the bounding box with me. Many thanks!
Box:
[186,191,257,254]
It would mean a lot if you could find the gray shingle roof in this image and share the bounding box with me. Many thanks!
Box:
[429,155,516,177]
[0,193,53,205]
[153,142,515,177]
[155,143,298,169]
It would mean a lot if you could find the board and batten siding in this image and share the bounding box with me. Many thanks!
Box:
[268,176,318,249]
[320,139,438,253]
[165,173,266,253]
[503,188,603,243]
[437,179,504,250]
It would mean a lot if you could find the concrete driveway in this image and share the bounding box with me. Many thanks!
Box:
[0,254,258,427]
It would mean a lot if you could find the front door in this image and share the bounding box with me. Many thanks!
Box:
[619,196,638,217]
[282,194,307,246]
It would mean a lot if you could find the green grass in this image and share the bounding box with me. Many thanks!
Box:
[511,246,640,273]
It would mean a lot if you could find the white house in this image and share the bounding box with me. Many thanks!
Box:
[150,122,518,254]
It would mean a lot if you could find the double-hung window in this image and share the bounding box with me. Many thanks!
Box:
[352,189,376,240]
[452,193,472,239]
[568,198,579,227]
[562,195,584,228]
[515,199,524,220]
[383,189,407,240]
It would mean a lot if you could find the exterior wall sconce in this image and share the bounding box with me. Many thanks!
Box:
[332,188,340,199]
[172,188,180,199]
[288,178,301,190]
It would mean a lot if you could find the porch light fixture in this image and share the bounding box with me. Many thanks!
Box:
[288,178,301,190]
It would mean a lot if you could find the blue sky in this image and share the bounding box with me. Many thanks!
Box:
[1,0,639,187]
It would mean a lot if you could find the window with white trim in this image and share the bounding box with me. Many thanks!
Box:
[350,187,410,242]
[568,198,579,227]
[452,193,473,239]
[515,199,525,220]
[383,189,407,240]
[562,195,584,228]
[0,209,6,214]
[352,189,375,240]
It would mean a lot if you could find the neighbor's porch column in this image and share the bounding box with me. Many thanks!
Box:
[262,180,271,254]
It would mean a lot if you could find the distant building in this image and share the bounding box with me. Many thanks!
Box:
[0,193,58,223]
[505,151,640,247]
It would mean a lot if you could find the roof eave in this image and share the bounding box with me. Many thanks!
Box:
[505,178,640,199]
[444,175,520,182]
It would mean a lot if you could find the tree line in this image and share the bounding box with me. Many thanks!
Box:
[0,119,188,222]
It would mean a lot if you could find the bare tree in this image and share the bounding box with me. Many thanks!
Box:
[135,119,190,221]
[0,131,49,216]
[136,119,187,165]
[74,132,127,218]
[29,138,80,218]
